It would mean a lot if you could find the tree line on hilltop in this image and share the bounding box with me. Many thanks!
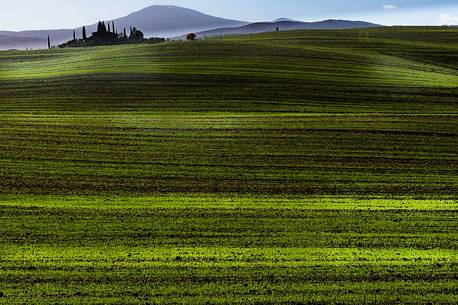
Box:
[51,21,165,48]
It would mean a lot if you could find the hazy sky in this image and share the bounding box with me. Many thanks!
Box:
[2,0,458,31]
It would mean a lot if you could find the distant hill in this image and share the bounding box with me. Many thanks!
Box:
[0,5,247,50]
[0,34,45,50]
[109,5,247,37]
[273,18,298,22]
[194,20,382,38]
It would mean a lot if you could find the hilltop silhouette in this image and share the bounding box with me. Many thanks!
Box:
[58,21,164,48]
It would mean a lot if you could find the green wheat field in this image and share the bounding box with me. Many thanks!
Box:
[0,27,457,304]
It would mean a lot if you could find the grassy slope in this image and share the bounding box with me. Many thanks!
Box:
[0,27,457,304]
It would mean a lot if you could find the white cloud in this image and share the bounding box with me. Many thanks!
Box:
[382,4,397,10]
[439,14,458,25]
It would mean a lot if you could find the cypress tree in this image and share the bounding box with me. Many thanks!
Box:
[112,21,115,33]
[108,22,111,33]
[47,35,51,49]
[82,26,87,40]
[97,21,102,32]
[102,21,107,32]
[73,30,76,41]
[124,28,127,38]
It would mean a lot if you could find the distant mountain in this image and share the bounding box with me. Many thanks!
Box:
[110,5,247,37]
[194,20,382,38]
[0,5,248,50]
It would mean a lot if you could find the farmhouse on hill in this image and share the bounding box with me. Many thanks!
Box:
[57,21,164,48]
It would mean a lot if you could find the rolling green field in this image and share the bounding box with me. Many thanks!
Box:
[0,27,457,304]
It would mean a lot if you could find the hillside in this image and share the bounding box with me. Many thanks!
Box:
[194,19,381,38]
[0,5,247,49]
[0,27,457,304]
[1,27,457,195]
